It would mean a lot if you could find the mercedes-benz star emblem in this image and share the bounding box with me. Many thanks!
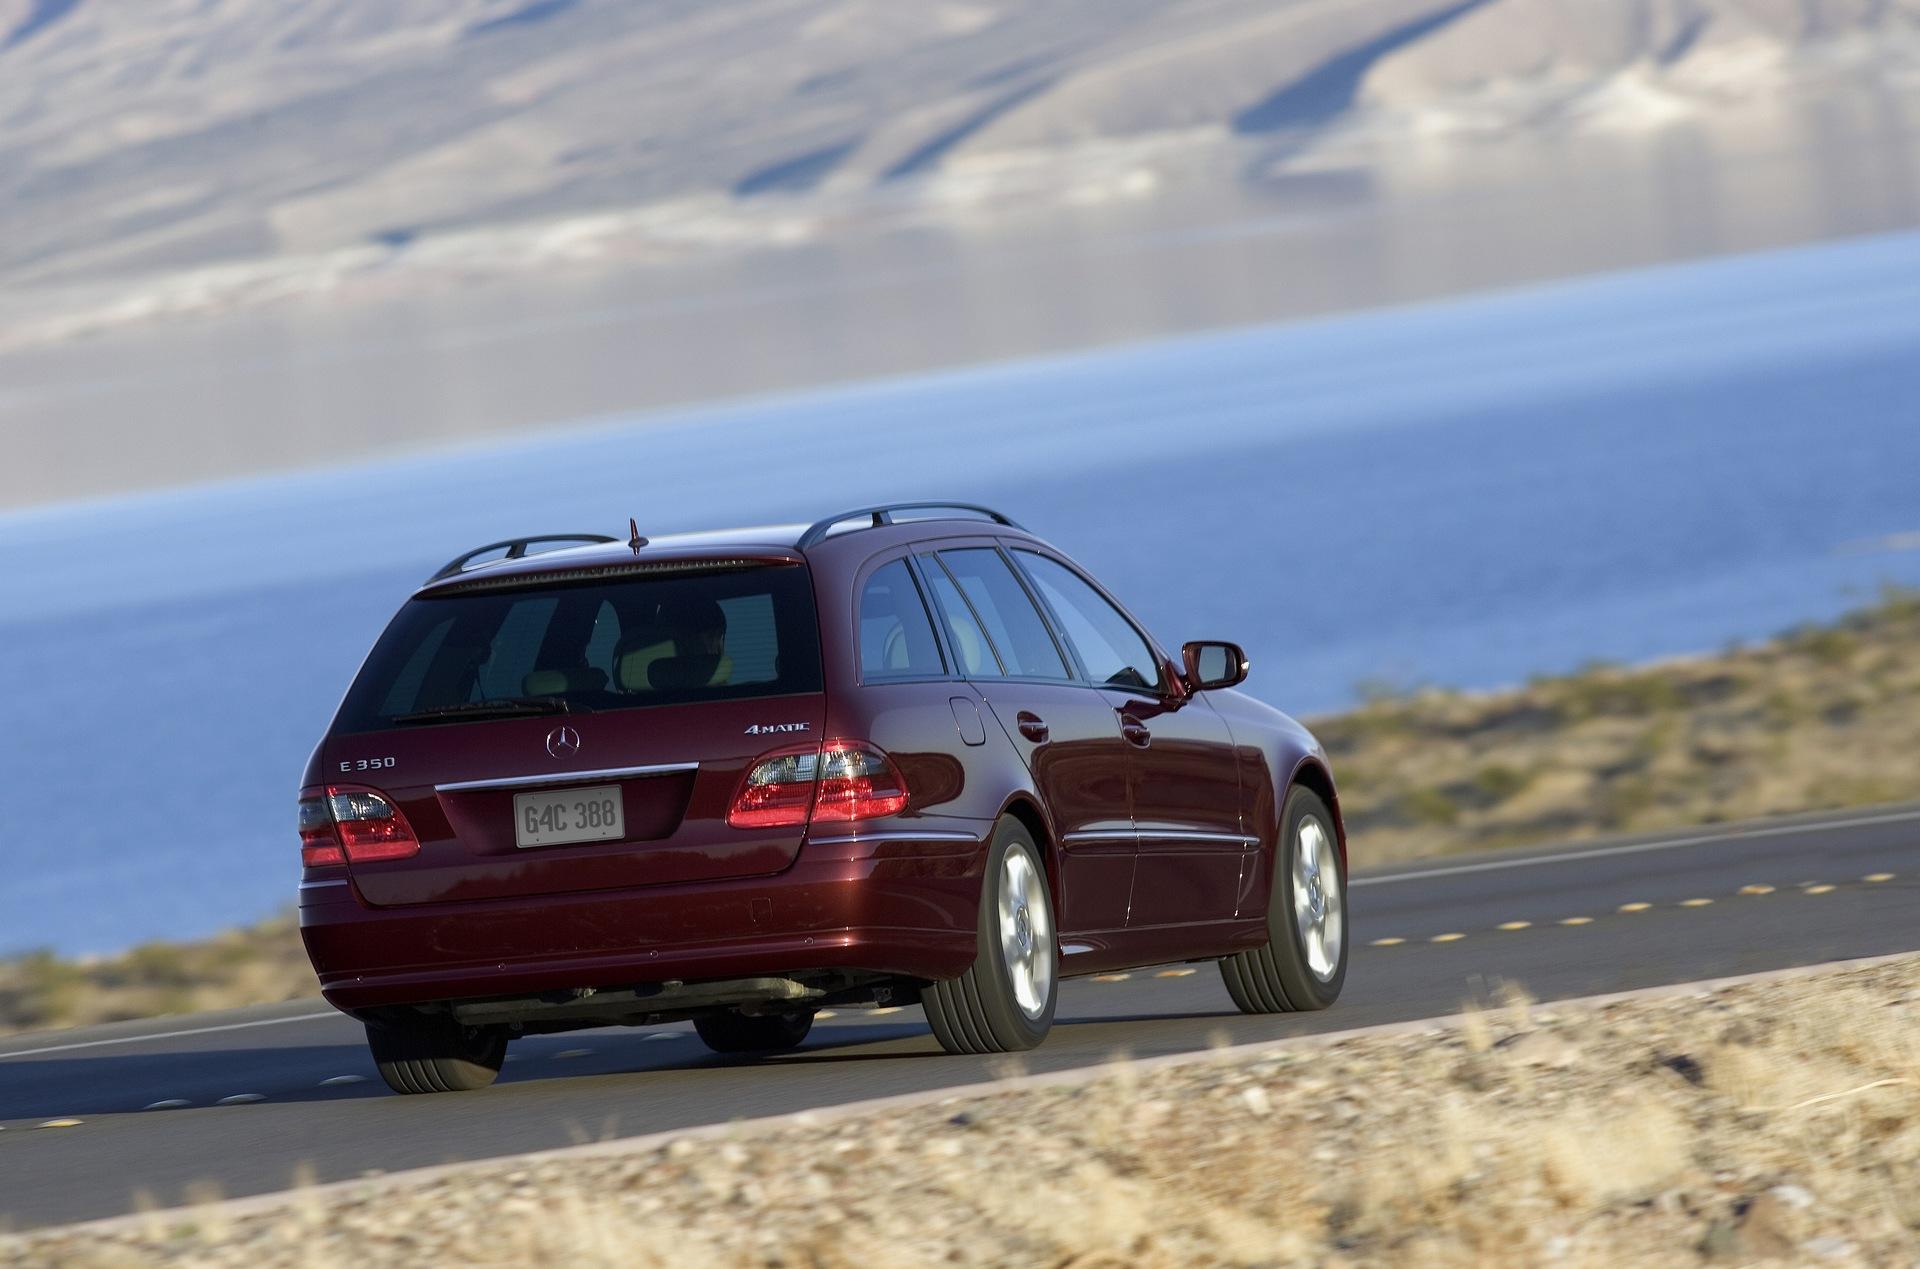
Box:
[545,725,582,759]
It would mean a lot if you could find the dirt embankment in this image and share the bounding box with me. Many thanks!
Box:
[1318,588,1920,867]
[8,954,1918,1265]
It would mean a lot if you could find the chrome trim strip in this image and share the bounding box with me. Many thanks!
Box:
[1064,829,1258,847]
[1061,942,1096,955]
[297,879,349,891]
[805,829,984,846]
[436,762,699,794]
[1136,829,1260,846]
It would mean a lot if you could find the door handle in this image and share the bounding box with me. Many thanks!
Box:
[1121,718,1152,749]
[1016,711,1050,743]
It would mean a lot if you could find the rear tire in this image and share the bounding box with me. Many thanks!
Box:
[1220,786,1347,1013]
[365,1017,509,1094]
[922,817,1058,1054]
[693,1010,815,1054]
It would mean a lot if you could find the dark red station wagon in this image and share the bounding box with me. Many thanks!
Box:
[298,503,1348,1093]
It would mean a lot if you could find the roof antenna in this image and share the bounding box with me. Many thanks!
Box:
[628,518,648,554]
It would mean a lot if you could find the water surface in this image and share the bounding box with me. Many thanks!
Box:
[4,230,1919,954]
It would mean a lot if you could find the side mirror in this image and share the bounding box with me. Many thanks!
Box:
[1182,641,1249,693]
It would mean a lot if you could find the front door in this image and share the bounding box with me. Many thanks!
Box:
[1009,547,1246,930]
[1108,688,1247,928]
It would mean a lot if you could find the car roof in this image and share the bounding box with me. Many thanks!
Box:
[413,506,1040,597]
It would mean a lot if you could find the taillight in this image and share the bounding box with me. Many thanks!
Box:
[811,741,909,821]
[727,740,909,829]
[727,745,820,828]
[298,785,421,866]
[299,793,343,867]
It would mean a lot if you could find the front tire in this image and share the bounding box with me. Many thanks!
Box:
[694,1010,815,1054]
[365,1017,509,1094]
[1221,786,1347,1013]
[922,817,1058,1054]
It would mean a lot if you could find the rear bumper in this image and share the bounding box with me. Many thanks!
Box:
[299,830,988,1014]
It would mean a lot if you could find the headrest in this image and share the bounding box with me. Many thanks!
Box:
[614,637,671,692]
[648,653,728,691]
[523,668,607,697]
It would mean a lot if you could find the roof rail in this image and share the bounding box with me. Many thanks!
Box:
[427,534,619,583]
[797,502,1023,549]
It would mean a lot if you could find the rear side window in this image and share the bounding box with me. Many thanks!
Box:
[921,564,1001,678]
[334,565,822,733]
[935,549,1069,680]
[1014,551,1164,694]
[858,560,945,680]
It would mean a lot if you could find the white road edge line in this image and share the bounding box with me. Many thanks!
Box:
[0,1012,340,1062]
[11,949,1915,1247]
[1352,807,1920,887]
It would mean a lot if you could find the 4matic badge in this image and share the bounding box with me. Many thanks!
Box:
[744,722,811,736]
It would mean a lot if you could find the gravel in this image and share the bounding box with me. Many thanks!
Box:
[7,955,1917,1266]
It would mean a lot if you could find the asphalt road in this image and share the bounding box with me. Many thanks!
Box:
[3,806,1917,1232]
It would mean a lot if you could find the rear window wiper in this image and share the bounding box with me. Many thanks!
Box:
[392,696,583,726]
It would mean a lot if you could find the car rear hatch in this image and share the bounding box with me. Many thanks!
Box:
[318,549,826,907]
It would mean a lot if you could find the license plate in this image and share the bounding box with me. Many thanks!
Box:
[513,785,625,849]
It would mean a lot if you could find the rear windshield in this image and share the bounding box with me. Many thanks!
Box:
[334,565,822,733]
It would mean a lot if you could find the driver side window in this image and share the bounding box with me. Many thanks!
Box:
[1014,551,1164,694]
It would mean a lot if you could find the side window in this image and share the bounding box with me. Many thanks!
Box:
[1015,552,1164,694]
[858,560,946,679]
[921,558,1003,678]
[936,548,1070,680]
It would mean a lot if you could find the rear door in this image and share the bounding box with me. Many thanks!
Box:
[321,560,826,906]
[915,544,1136,935]
[1011,548,1247,928]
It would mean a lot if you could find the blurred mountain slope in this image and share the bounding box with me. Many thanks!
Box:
[2,0,1916,288]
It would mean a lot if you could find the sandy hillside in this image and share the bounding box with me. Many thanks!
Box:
[2,0,1915,289]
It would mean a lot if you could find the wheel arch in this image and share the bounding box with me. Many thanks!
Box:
[1285,755,1347,867]
[996,793,1060,895]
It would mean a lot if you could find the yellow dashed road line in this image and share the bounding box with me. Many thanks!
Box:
[39,1119,82,1129]
[1362,873,1871,952]
[1155,968,1198,978]
[1092,974,1131,983]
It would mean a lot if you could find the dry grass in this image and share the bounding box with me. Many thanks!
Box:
[9,955,1920,1267]
[0,912,315,1037]
[5,590,1918,1035]
[1317,587,1920,866]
